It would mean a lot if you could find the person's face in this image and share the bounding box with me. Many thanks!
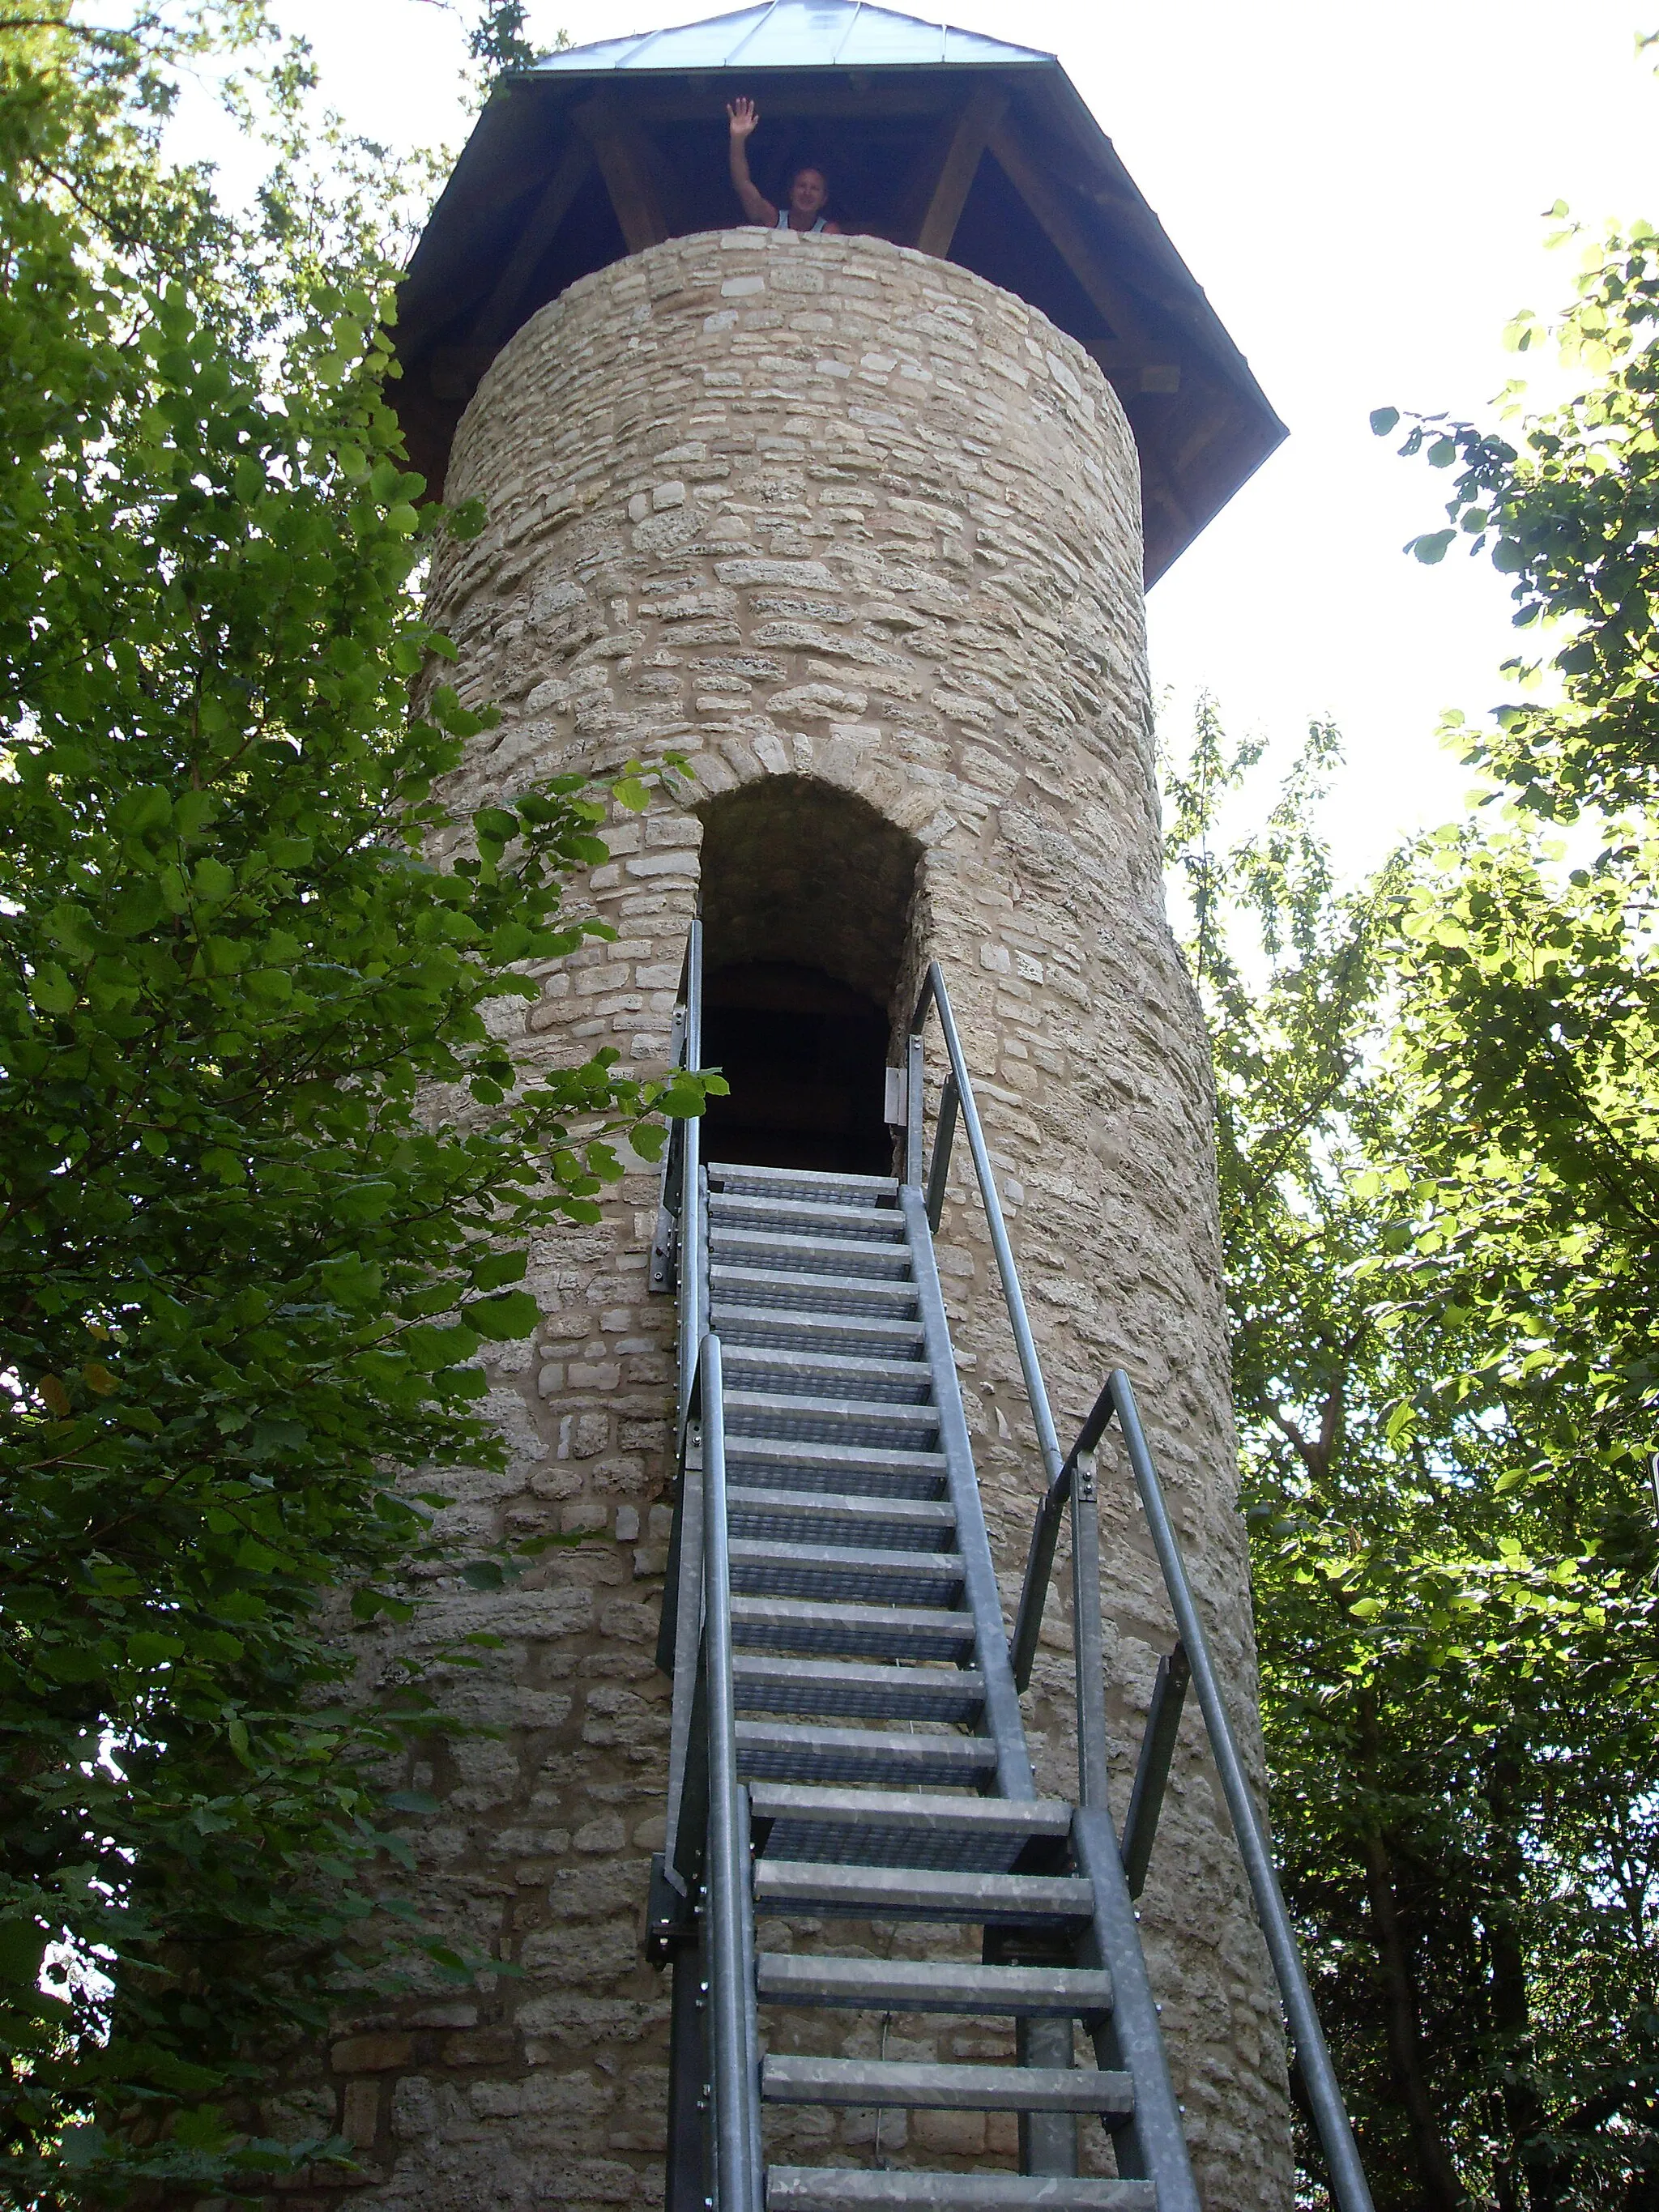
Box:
[789,168,827,217]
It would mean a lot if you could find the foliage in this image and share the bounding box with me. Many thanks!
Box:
[1170,207,1659,2212]
[0,6,704,2202]
[1167,699,1659,2212]
[1371,215,1659,821]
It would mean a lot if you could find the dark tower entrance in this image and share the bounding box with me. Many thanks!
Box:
[695,777,919,1177]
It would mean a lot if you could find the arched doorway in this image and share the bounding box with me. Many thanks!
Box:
[696,777,920,1178]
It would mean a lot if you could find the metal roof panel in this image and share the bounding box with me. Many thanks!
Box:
[526,0,1051,76]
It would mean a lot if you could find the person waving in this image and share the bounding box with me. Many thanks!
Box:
[727,98,840,234]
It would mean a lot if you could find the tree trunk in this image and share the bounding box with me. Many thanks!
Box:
[1486,1754,1562,2212]
[1354,1691,1466,2210]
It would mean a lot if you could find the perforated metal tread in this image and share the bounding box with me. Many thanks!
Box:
[707,1162,898,1205]
[766,2172,1158,2211]
[730,1539,964,1609]
[757,1954,1114,2017]
[712,1302,928,1358]
[727,1486,957,1552]
[736,1720,996,1788]
[763,2056,1134,2116]
[709,1192,909,1240]
[710,1229,915,1281]
[753,1860,1095,1923]
[710,1263,922,1318]
[724,1434,948,1500]
[723,1391,941,1450]
[730,1595,977,1660]
[733,1654,985,1723]
[750,1784,1073,1848]
[721,1345,935,1402]
[750,1786,1073,1874]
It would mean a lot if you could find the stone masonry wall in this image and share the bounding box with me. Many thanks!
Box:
[328,230,1293,2212]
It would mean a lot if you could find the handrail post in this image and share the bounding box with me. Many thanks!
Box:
[914,962,1064,1488]
[1109,1372,1375,2212]
[1069,1447,1109,1812]
[924,1073,958,1234]
[904,1024,925,1189]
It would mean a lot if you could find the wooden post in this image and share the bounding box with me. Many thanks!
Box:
[473,141,595,346]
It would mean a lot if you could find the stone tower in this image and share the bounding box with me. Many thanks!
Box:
[343,9,1293,2211]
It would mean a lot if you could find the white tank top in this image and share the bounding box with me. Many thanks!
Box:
[776,211,827,234]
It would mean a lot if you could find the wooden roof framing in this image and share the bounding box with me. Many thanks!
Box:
[393,4,1285,582]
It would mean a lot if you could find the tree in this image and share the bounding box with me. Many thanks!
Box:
[0,7,705,2202]
[1166,688,1659,2209]
[1160,167,1659,2212]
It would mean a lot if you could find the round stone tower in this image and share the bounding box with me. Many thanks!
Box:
[341,13,1296,2212]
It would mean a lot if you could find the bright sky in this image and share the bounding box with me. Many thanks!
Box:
[191,0,1658,872]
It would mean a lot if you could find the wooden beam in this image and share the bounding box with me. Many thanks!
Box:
[471,139,594,347]
[595,79,957,124]
[984,114,1156,347]
[574,95,670,254]
[1083,342,1180,396]
[910,85,1005,258]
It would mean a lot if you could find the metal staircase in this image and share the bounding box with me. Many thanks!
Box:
[647,925,1375,2212]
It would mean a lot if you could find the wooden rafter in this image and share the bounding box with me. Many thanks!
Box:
[893,84,1006,258]
[471,140,595,347]
[574,94,671,254]
[985,115,1158,347]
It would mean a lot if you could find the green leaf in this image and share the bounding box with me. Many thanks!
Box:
[466,1289,540,1340]
[0,1918,49,1987]
[1369,406,1400,437]
[29,962,76,1014]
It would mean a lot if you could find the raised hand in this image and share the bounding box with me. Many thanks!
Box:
[727,96,759,139]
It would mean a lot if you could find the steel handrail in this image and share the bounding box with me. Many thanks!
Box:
[908,963,1064,1489]
[907,962,1373,2212]
[1107,1371,1375,2212]
[907,962,1102,1805]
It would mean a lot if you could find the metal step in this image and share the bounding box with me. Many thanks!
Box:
[761,2055,1134,2116]
[728,1486,957,1553]
[707,1162,898,1208]
[723,1391,940,1451]
[766,2169,1158,2210]
[757,1954,1113,2018]
[710,1229,915,1281]
[729,1538,963,1608]
[724,1435,947,1502]
[709,1192,908,1242]
[721,1345,936,1405]
[736,1720,996,1788]
[731,1596,976,1662]
[733,1655,983,1724]
[710,1302,928,1361]
[753,1860,1095,1923]
[749,1785,1072,1873]
[710,1264,920,1319]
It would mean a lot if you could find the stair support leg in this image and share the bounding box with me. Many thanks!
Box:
[666,1917,710,2212]
[1071,1807,1200,2212]
[1016,2015,1078,2176]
